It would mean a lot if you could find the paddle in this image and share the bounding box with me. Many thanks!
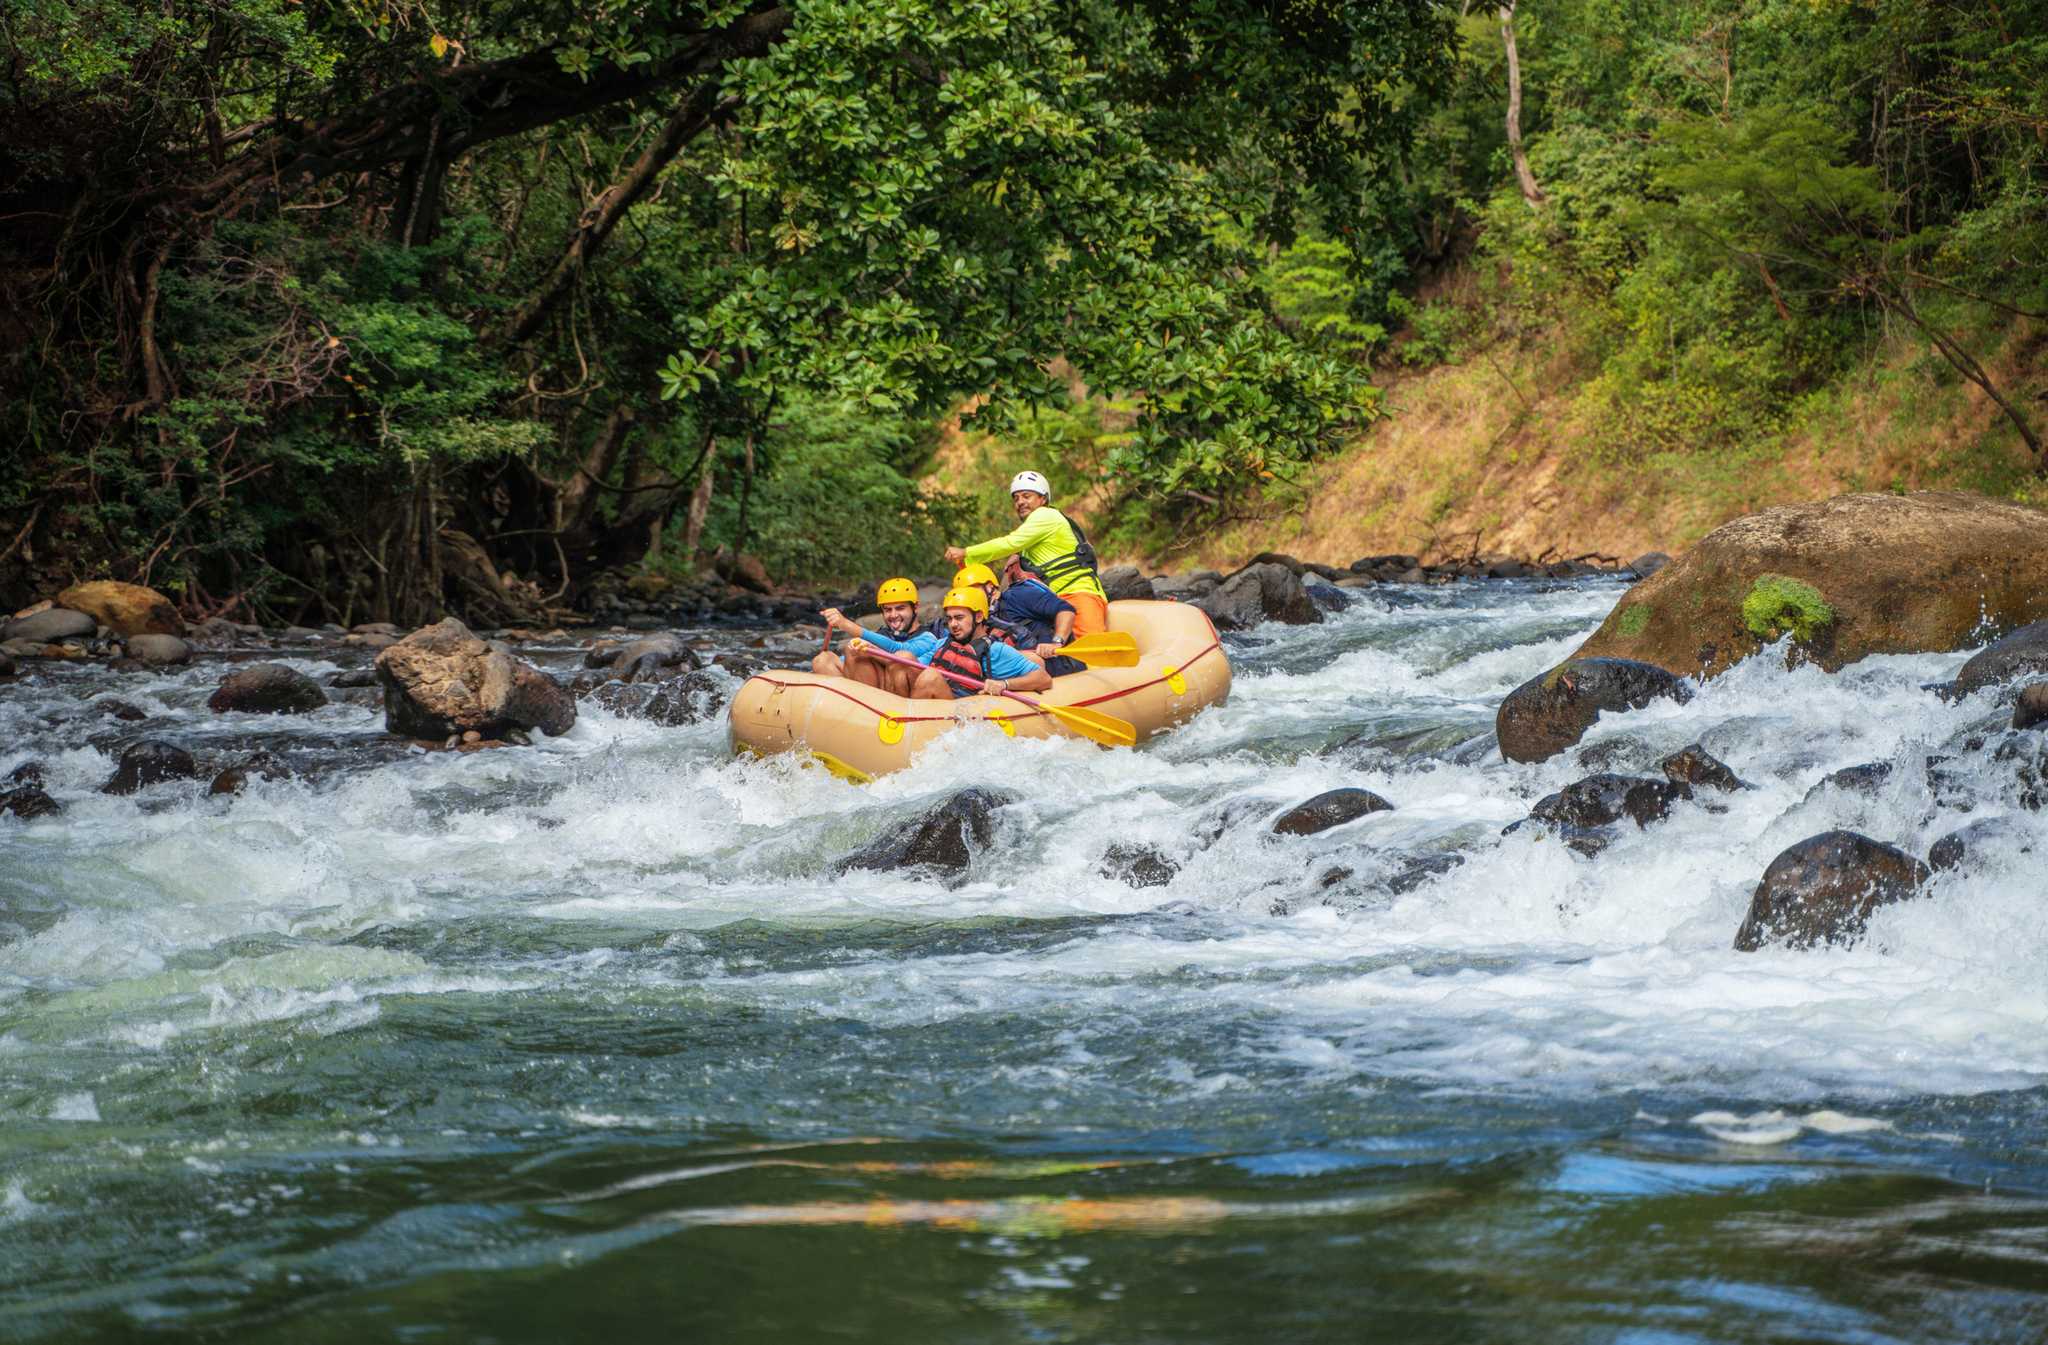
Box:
[1054,631,1138,668]
[853,644,1136,749]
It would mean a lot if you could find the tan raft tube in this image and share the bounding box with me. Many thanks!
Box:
[728,599,1231,781]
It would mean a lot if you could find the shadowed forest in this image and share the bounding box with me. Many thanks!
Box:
[3,0,2043,623]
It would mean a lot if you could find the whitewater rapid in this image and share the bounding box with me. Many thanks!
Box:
[4,578,2046,1339]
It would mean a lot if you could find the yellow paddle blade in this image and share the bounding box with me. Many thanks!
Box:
[1039,700,1137,748]
[1058,632,1139,667]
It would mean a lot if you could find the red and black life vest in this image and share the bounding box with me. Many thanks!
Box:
[929,634,993,696]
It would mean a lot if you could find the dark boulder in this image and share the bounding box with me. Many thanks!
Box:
[1101,843,1179,889]
[1196,795,1278,845]
[96,698,148,723]
[1501,817,1614,857]
[327,667,379,689]
[1733,830,1930,952]
[1301,575,1353,612]
[1495,657,1693,764]
[1659,743,1746,792]
[1192,562,1323,630]
[1629,552,1673,578]
[585,632,701,682]
[208,663,327,715]
[1927,816,2033,873]
[1955,621,2048,697]
[1098,565,1157,602]
[4,608,95,643]
[1271,787,1395,837]
[0,786,61,820]
[1806,761,1893,803]
[102,740,200,794]
[1151,571,1221,603]
[1576,735,1658,774]
[588,671,728,726]
[9,762,48,787]
[838,788,1014,880]
[1387,851,1465,893]
[1530,773,1691,830]
[1351,554,1419,575]
[2014,683,2048,731]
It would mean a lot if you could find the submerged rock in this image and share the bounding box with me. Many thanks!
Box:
[1530,773,1691,830]
[102,740,200,795]
[1733,830,1929,952]
[0,785,61,820]
[1496,657,1693,764]
[1101,842,1179,889]
[1270,787,1395,836]
[2012,682,2048,731]
[1927,817,2033,873]
[375,618,575,740]
[1659,743,1746,792]
[1955,621,2048,697]
[1575,492,2048,678]
[56,581,183,637]
[95,698,148,723]
[209,750,295,796]
[586,670,727,726]
[208,662,327,715]
[1805,761,1893,804]
[1192,562,1322,630]
[1501,816,1614,857]
[838,788,1015,880]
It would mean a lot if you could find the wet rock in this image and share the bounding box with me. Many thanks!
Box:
[344,631,399,651]
[2012,682,2048,731]
[1192,562,1323,630]
[375,618,576,740]
[1954,621,2048,697]
[1351,554,1419,575]
[96,698,148,722]
[1101,842,1179,888]
[0,649,14,679]
[208,750,294,796]
[712,652,766,679]
[1806,761,1893,803]
[1301,574,1353,612]
[838,788,1015,880]
[1659,743,1747,792]
[4,608,95,643]
[1271,787,1395,837]
[1150,571,1221,603]
[1196,795,1278,845]
[1502,817,1614,857]
[1927,816,2033,873]
[9,762,47,787]
[589,671,728,726]
[0,785,61,820]
[1576,493,2048,678]
[1628,552,1673,579]
[1496,657,1693,764]
[327,667,379,689]
[1733,830,1930,952]
[586,632,701,682]
[1098,565,1157,602]
[208,662,328,715]
[1530,774,1691,830]
[55,581,183,637]
[1388,851,1465,893]
[125,632,191,665]
[1576,735,1658,774]
[102,740,200,794]
[351,621,402,637]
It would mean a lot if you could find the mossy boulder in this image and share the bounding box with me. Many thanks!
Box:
[1574,492,2048,677]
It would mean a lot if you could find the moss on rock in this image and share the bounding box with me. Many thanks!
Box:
[1616,603,1651,638]
[1741,575,1835,644]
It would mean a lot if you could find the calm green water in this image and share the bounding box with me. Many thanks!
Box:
[4,583,2047,1341]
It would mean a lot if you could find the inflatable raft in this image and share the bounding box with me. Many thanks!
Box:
[728,599,1230,781]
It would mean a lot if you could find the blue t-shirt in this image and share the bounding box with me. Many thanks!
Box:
[927,632,1040,696]
[991,579,1074,648]
[857,625,941,660]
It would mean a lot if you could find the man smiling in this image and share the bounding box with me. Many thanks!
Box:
[944,470,1110,636]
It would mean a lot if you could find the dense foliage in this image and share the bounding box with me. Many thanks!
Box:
[0,0,1448,616]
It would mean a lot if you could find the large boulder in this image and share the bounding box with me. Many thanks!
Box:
[1192,562,1323,630]
[1732,830,1930,952]
[102,740,200,795]
[1270,787,1395,836]
[208,663,327,715]
[4,608,95,643]
[1495,657,1693,764]
[55,581,183,637]
[838,788,1013,880]
[375,618,577,740]
[1530,774,1691,829]
[1954,621,2048,698]
[1574,492,2048,678]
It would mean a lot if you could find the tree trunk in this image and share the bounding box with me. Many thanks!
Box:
[554,404,638,539]
[1500,2,1547,208]
[684,439,717,559]
[735,428,757,552]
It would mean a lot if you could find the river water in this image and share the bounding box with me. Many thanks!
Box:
[4,580,2047,1341]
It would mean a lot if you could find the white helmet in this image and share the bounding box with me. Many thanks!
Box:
[1009,470,1051,499]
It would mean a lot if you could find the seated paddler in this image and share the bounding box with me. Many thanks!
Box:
[909,586,1052,702]
[952,560,1085,676]
[816,577,935,696]
[942,470,1109,636]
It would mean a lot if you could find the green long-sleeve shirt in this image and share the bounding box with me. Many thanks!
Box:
[962,507,1106,599]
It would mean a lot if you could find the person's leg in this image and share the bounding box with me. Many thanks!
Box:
[843,649,886,687]
[909,667,954,700]
[1064,591,1108,636]
[811,650,844,677]
[880,663,918,696]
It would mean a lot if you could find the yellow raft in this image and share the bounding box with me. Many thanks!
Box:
[728,599,1231,781]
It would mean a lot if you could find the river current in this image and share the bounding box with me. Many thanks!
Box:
[4,579,2047,1341]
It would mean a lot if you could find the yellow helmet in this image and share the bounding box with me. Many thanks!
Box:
[875,577,919,606]
[952,562,999,590]
[940,586,989,619]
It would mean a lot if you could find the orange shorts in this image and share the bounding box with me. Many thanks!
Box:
[1062,590,1108,636]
